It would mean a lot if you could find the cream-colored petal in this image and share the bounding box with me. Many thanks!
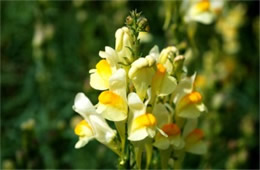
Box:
[144,88,152,106]
[170,135,183,148]
[88,114,116,143]
[153,103,169,127]
[99,46,118,71]
[128,128,149,141]
[75,137,93,149]
[115,28,124,51]
[186,141,207,155]
[173,138,185,150]
[109,68,127,99]
[130,67,155,100]
[149,45,160,61]
[172,73,196,104]
[90,71,109,90]
[128,92,145,116]
[192,12,215,24]
[183,119,198,137]
[177,104,202,119]
[197,103,207,112]
[159,75,177,96]
[72,93,96,118]
[138,32,153,43]
[153,137,170,150]
[147,128,156,138]
[97,103,127,122]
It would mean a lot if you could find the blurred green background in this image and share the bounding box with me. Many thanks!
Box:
[1,1,259,169]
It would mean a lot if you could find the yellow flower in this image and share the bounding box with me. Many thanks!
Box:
[154,123,184,150]
[97,69,128,121]
[73,93,116,148]
[183,0,224,24]
[90,46,118,90]
[185,128,207,154]
[127,92,158,141]
[128,113,157,141]
[151,63,177,97]
[172,73,207,119]
[176,91,206,118]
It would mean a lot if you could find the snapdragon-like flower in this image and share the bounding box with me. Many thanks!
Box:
[73,93,116,148]
[184,128,207,154]
[172,74,207,119]
[127,92,157,141]
[183,0,225,24]
[97,69,128,121]
[154,123,183,150]
[90,46,118,90]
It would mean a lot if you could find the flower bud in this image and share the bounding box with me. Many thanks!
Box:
[158,46,178,73]
[125,15,133,26]
[115,27,134,63]
[172,55,185,78]
[137,17,149,32]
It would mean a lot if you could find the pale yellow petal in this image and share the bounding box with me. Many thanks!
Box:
[159,75,177,96]
[186,141,207,155]
[153,103,169,127]
[90,71,109,90]
[128,128,149,141]
[153,137,170,150]
[177,104,202,119]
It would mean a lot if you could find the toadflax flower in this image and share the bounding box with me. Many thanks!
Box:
[97,69,128,121]
[183,0,225,24]
[89,46,118,90]
[73,93,116,148]
[127,92,158,141]
[172,73,207,119]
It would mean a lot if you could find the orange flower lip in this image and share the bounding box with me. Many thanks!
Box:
[161,123,180,136]
[74,120,92,137]
[186,128,204,144]
[98,91,125,110]
[132,113,157,131]
[188,92,202,103]
[196,0,210,12]
[156,63,166,74]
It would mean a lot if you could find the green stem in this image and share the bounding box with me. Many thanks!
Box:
[159,149,172,169]
[174,151,185,169]
[145,143,153,169]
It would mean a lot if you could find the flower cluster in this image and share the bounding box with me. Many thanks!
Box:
[72,11,207,169]
[182,0,225,24]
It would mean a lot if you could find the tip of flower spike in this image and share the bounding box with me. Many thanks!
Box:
[161,123,181,136]
[157,63,166,74]
[188,92,202,103]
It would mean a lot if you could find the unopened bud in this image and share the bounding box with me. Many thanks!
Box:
[125,16,133,26]
[137,17,149,32]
